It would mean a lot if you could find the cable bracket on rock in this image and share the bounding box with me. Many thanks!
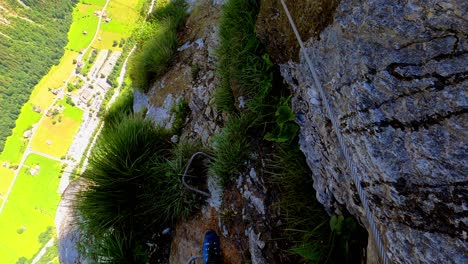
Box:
[182,152,214,197]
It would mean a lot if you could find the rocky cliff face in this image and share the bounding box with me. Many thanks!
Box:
[266,0,467,262]
[56,178,89,264]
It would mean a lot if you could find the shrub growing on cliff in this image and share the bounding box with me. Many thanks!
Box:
[267,145,367,263]
[130,0,187,92]
[78,115,172,235]
[215,0,274,113]
[210,113,255,184]
[77,114,206,261]
[103,85,134,128]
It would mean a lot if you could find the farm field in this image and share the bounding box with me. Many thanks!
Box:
[29,50,78,109]
[66,2,103,51]
[0,0,147,262]
[92,0,145,51]
[0,154,61,263]
[0,50,77,165]
[0,107,41,165]
[31,100,84,158]
[0,167,14,200]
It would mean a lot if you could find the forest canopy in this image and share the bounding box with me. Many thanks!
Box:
[0,0,78,151]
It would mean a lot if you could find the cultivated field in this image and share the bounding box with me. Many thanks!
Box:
[0,107,41,164]
[0,154,61,263]
[0,167,14,200]
[66,2,103,51]
[31,100,84,158]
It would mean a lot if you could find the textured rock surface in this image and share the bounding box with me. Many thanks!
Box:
[56,178,89,264]
[280,0,467,262]
[140,0,223,145]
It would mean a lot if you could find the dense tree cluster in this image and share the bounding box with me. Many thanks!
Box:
[0,0,78,152]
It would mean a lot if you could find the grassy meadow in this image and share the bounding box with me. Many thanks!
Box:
[31,100,84,158]
[93,0,146,51]
[29,50,78,109]
[66,2,102,51]
[0,154,61,263]
[0,167,14,201]
[0,107,41,164]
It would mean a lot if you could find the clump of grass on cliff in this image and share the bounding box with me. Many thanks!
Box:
[210,113,255,185]
[76,114,205,261]
[130,0,187,92]
[103,84,134,128]
[267,144,333,262]
[170,98,190,134]
[212,0,278,184]
[215,0,274,114]
[77,115,172,235]
[147,139,207,224]
[267,144,367,263]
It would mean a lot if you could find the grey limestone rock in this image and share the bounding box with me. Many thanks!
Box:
[284,0,468,263]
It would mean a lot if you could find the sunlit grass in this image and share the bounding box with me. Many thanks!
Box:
[0,107,41,164]
[30,50,78,109]
[0,166,14,197]
[31,100,84,158]
[129,0,187,91]
[0,154,61,262]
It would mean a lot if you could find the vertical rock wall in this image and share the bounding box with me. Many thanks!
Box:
[277,0,467,263]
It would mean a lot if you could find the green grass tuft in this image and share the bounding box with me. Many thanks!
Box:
[213,79,236,113]
[267,144,333,262]
[210,113,256,184]
[216,0,274,112]
[146,139,205,225]
[149,0,187,31]
[130,23,178,91]
[87,230,148,263]
[78,115,172,235]
[170,98,190,134]
[77,114,206,261]
[130,0,187,92]
[103,86,134,128]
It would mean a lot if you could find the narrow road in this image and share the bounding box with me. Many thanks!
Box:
[30,238,54,264]
[0,0,111,215]
[78,0,111,62]
[29,150,62,162]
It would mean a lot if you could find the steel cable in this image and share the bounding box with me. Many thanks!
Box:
[279,1,390,263]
